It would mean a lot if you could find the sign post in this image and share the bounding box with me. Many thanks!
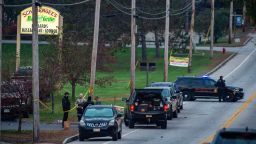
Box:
[16,15,21,71]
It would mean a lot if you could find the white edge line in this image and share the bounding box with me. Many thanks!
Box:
[102,130,138,144]
[224,48,256,79]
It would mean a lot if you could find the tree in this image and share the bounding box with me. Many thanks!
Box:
[61,31,91,100]
[40,40,62,113]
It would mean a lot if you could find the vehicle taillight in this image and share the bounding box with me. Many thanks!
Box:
[130,104,135,112]
[163,104,169,112]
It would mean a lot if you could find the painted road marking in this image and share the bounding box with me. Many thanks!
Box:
[200,93,256,144]
[224,48,256,79]
[102,130,138,144]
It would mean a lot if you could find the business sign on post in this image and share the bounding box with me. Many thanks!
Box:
[169,56,189,67]
[235,16,243,27]
[20,6,60,35]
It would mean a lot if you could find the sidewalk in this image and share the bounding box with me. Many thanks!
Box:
[1,120,78,131]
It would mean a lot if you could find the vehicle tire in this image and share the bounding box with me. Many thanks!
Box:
[161,121,167,129]
[118,130,122,139]
[167,106,173,120]
[180,103,183,110]
[124,116,129,127]
[177,104,180,113]
[79,135,84,141]
[183,92,191,101]
[128,120,135,128]
[112,131,118,141]
[173,110,178,118]
[232,96,238,102]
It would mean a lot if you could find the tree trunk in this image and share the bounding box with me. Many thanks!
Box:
[141,31,147,61]
[154,29,160,58]
[18,105,22,132]
[71,81,76,101]
[51,92,54,113]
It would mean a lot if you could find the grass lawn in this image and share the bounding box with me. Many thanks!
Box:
[2,44,231,122]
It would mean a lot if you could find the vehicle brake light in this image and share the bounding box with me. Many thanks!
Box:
[130,104,135,112]
[163,104,169,112]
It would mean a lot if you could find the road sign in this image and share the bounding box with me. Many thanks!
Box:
[20,6,60,35]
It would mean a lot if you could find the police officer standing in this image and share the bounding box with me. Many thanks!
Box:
[216,76,226,102]
[62,92,71,127]
[83,96,94,111]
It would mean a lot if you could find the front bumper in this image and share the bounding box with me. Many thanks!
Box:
[79,125,117,138]
[235,92,244,100]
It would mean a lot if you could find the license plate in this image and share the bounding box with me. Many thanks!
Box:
[93,128,100,132]
[146,115,152,118]
[4,109,10,113]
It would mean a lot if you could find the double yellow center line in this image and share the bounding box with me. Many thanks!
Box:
[200,93,256,144]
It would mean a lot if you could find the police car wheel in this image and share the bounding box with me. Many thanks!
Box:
[183,92,191,101]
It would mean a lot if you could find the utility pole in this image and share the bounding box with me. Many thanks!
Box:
[164,0,170,82]
[0,0,3,140]
[210,0,214,59]
[243,0,246,32]
[89,0,101,97]
[229,0,233,44]
[130,0,136,94]
[32,0,40,142]
[16,15,21,71]
[188,0,195,73]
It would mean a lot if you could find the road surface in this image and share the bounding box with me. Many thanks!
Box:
[69,33,256,144]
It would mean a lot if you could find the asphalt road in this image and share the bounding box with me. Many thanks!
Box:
[69,34,256,144]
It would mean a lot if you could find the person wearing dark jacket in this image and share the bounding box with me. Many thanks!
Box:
[216,76,226,102]
[83,96,94,111]
[62,92,71,127]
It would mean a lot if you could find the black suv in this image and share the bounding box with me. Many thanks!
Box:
[150,82,184,111]
[124,89,169,129]
[175,76,244,101]
[79,105,123,141]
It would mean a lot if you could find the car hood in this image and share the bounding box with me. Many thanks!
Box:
[226,86,243,91]
[84,117,113,122]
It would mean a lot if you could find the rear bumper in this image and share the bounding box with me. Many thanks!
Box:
[130,111,166,123]
[79,126,117,138]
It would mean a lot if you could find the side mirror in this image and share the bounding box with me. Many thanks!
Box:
[117,113,123,118]
[172,95,177,99]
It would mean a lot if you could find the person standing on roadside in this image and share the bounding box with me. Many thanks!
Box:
[62,92,71,127]
[216,76,226,102]
[76,93,86,121]
[83,96,94,111]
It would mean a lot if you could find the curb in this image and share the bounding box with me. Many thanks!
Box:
[62,134,79,144]
[206,52,237,76]
[242,36,253,46]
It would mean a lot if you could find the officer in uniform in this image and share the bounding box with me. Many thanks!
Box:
[216,76,226,102]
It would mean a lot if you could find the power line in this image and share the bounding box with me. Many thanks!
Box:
[136,8,166,16]
[172,2,192,12]
[106,0,132,16]
[108,0,131,10]
[42,0,91,6]
[4,3,32,7]
[3,0,92,7]
[137,15,167,20]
